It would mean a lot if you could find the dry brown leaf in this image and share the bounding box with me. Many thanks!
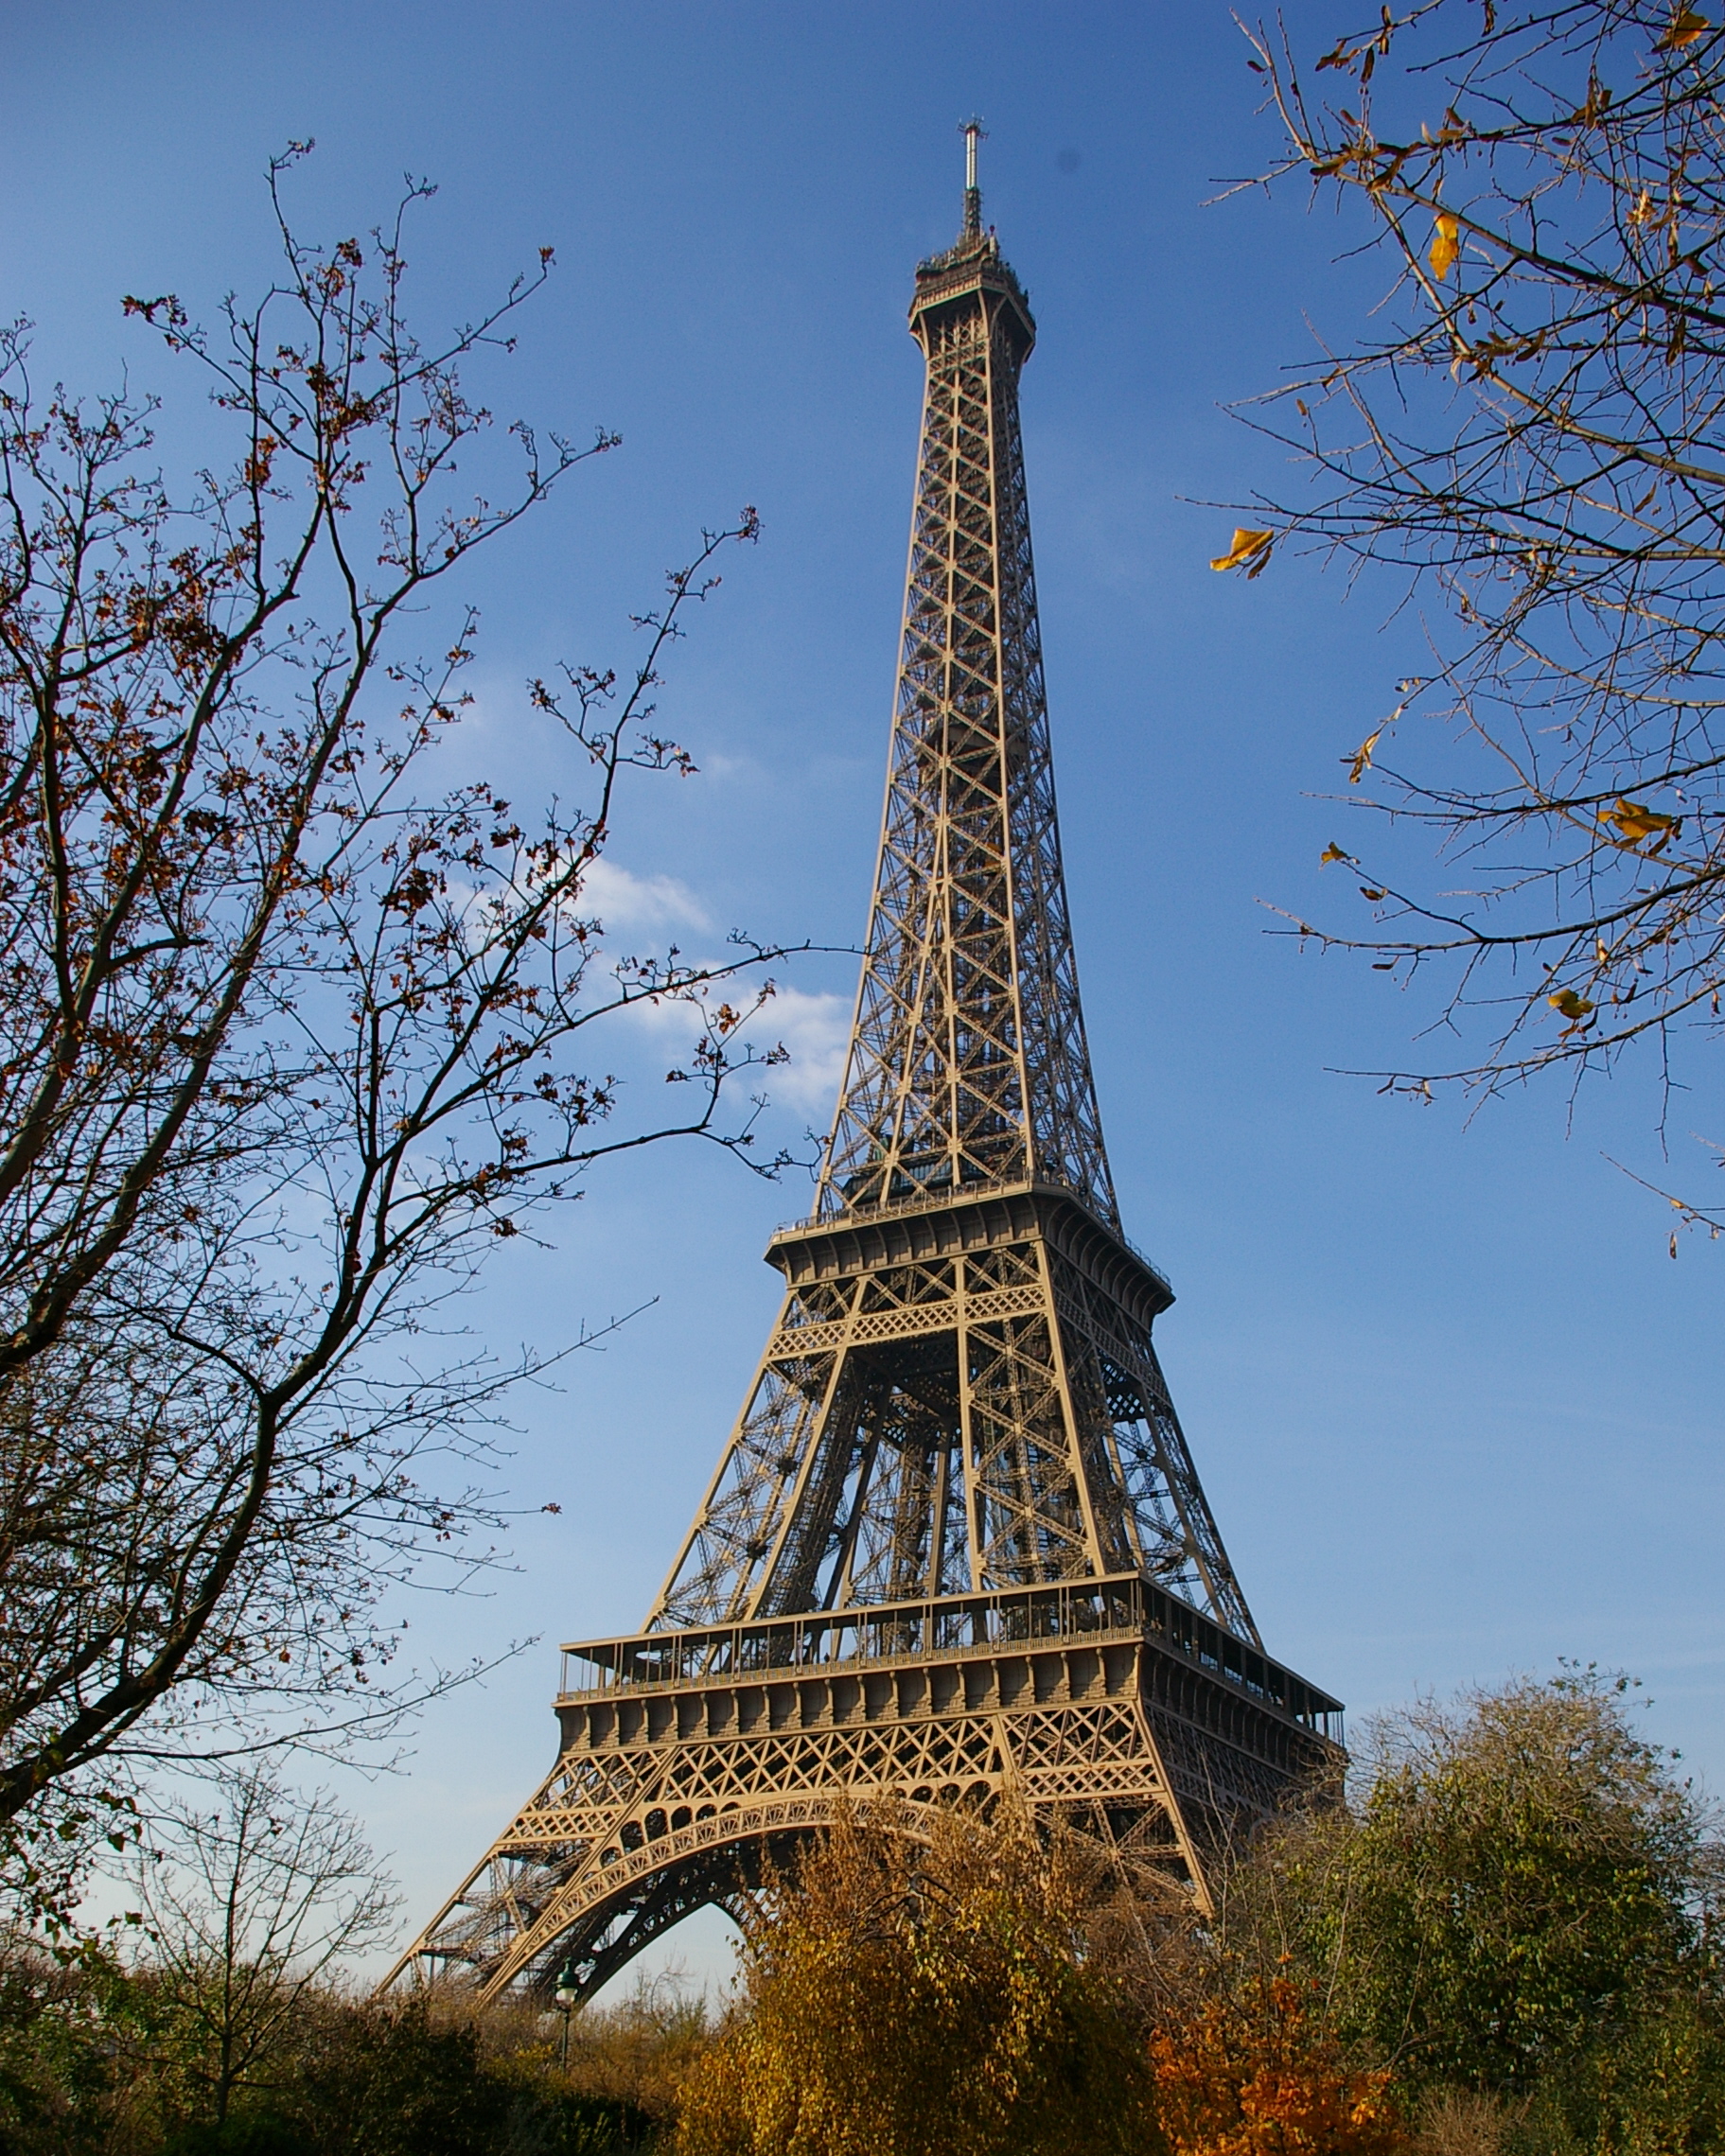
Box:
[1347,728,1382,784]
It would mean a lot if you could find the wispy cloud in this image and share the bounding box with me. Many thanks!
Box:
[744,986,850,1115]
[566,860,850,1118]
[582,858,713,937]
[608,978,852,1121]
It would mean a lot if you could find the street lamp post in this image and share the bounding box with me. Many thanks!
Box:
[554,1960,580,2071]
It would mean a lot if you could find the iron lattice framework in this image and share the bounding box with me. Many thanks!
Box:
[387,154,1341,2007]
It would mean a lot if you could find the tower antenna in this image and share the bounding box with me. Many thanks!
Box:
[961,115,987,237]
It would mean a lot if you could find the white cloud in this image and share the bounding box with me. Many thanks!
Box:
[606,978,852,1122]
[582,858,712,937]
[743,986,851,1115]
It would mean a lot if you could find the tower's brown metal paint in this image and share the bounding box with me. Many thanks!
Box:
[387,167,1341,2007]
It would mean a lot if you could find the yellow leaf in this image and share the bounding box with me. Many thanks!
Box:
[1360,885,1386,902]
[1598,798,1681,850]
[1319,841,1353,866]
[1548,988,1595,1020]
[1430,212,1460,280]
[1210,528,1274,573]
[1655,7,1711,49]
[1347,728,1382,784]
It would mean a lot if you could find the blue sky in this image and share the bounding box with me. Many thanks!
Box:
[6,1,1720,1992]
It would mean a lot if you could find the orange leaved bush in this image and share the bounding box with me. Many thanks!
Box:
[1151,1979,1406,2156]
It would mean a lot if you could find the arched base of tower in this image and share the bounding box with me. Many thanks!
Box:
[383,1576,1342,2005]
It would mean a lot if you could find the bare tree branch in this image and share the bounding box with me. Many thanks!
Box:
[0,154,804,1829]
[1232,3,1725,1222]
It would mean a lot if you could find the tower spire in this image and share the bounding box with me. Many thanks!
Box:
[962,115,985,237]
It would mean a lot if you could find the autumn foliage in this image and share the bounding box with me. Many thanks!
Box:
[1241,1,1725,1227]
[1151,1980,1404,2156]
[668,1675,1725,2156]
[675,1803,1160,2156]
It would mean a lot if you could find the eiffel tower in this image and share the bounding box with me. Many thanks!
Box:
[388,131,1341,2006]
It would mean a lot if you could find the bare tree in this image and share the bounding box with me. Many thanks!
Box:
[124,1764,396,2131]
[1234,2,1725,1234]
[0,149,795,1832]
